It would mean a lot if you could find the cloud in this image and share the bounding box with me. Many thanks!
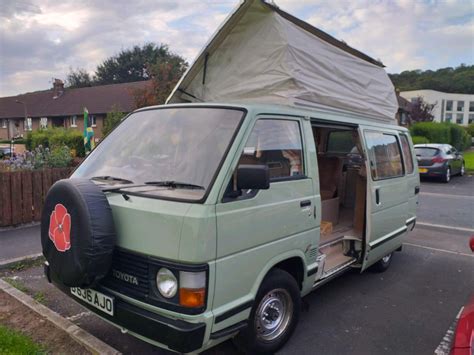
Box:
[0,0,472,96]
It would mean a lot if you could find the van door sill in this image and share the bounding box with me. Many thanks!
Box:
[312,259,356,289]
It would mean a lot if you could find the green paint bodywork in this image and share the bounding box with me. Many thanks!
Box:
[97,103,418,352]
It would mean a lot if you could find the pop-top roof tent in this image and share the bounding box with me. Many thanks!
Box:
[166,0,398,124]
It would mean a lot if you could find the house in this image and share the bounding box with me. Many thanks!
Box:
[400,89,474,126]
[395,91,412,127]
[0,79,152,141]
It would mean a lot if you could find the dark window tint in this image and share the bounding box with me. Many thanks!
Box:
[239,119,304,180]
[364,132,403,180]
[414,147,439,157]
[446,100,453,111]
[327,130,357,153]
[400,134,414,174]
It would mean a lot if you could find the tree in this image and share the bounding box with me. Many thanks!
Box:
[131,56,188,108]
[389,65,474,94]
[410,97,435,123]
[102,105,126,137]
[94,43,187,85]
[66,68,93,88]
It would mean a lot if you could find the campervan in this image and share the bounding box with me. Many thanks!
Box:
[42,1,420,353]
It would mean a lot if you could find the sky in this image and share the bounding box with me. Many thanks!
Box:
[0,0,473,97]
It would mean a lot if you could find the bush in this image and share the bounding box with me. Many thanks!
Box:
[410,121,471,151]
[466,124,474,140]
[103,106,126,137]
[410,122,450,144]
[412,136,430,145]
[0,145,73,171]
[26,128,85,157]
[48,146,73,168]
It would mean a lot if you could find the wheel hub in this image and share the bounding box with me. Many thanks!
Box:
[255,289,293,342]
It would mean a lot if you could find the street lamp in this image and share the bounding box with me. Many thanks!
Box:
[14,100,28,158]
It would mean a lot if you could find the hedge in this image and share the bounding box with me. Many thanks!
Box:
[410,122,471,150]
[412,136,429,145]
[26,128,85,157]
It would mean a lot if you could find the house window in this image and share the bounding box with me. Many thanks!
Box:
[456,114,464,124]
[445,113,452,122]
[71,116,77,127]
[457,101,464,112]
[90,115,96,127]
[469,101,474,112]
[469,114,474,124]
[40,117,48,129]
[364,131,404,180]
[24,117,32,131]
[446,100,453,111]
[1,119,6,129]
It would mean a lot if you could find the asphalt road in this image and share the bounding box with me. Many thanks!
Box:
[417,174,474,230]
[1,175,473,354]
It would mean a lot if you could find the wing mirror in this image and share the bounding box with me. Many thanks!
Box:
[237,164,270,190]
[470,236,474,252]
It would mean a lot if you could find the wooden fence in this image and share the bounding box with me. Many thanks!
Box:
[0,168,74,227]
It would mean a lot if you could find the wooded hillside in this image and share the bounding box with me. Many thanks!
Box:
[389,64,474,94]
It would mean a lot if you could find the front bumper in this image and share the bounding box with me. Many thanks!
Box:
[45,264,206,353]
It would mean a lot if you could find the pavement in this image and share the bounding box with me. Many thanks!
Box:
[0,224,41,262]
[0,174,473,354]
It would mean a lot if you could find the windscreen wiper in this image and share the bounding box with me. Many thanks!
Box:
[144,181,205,190]
[91,176,134,184]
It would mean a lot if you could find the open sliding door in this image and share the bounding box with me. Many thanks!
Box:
[359,126,409,271]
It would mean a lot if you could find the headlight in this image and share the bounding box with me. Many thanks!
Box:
[156,268,178,298]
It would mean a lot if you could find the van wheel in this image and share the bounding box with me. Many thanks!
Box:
[371,252,393,273]
[234,269,300,354]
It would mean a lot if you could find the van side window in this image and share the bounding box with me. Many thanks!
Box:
[239,119,304,180]
[364,131,404,180]
[399,134,414,174]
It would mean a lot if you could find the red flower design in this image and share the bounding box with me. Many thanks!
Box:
[48,204,71,252]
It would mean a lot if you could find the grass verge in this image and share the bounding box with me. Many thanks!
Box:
[0,325,45,354]
[464,150,474,173]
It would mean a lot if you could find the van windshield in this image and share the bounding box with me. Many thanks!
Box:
[72,107,244,201]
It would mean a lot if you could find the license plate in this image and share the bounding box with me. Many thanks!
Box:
[71,287,114,316]
[419,168,428,173]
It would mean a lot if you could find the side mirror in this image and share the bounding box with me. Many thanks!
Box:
[470,236,474,252]
[237,164,270,190]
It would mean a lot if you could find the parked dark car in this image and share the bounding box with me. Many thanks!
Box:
[0,146,14,159]
[414,144,465,183]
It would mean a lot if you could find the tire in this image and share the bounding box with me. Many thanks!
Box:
[459,162,465,176]
[371,252,393,273]
[41,178,116,288]
[442,167,451,183]
[234,269,301,354]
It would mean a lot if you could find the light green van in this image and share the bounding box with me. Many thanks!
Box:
[44,103,419,354]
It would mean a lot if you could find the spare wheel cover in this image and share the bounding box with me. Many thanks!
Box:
[41,178,116,288]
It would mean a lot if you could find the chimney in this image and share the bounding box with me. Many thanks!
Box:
[52,78,65,99]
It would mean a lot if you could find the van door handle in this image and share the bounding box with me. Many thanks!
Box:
[300,200,311,208]
[414,186,420,195]
[375,188,381,205]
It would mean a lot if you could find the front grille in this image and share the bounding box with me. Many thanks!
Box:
[101,249,150,300]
